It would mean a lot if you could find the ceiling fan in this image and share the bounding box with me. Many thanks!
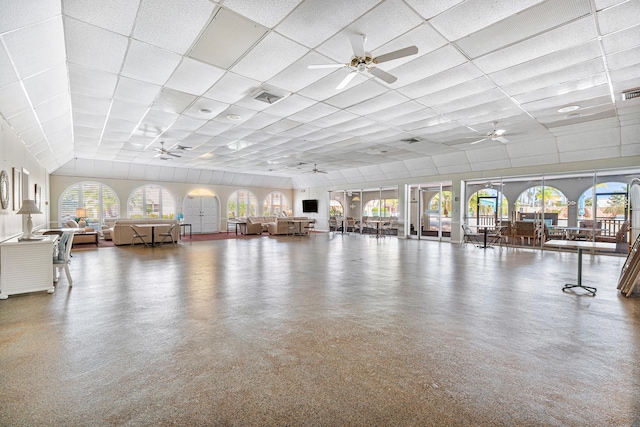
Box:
[308,34,418,90]
[153,141,182,158]
[303,164,328,174]
[468,122,510,145]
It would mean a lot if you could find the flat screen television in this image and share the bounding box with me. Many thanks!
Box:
[302,199,318,213]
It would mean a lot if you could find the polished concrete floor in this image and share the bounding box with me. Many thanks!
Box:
[1,234,639,426]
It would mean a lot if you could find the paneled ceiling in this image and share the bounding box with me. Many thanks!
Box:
[0,0,639,188]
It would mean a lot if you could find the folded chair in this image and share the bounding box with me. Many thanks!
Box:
[158,224,177,246]
[461,224,483,246]
[130,225,150,247]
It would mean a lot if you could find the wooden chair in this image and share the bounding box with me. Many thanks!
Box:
[130,225,150,247]
[514,221,536,246]
[53,232,75,286]
[158,224,176,246]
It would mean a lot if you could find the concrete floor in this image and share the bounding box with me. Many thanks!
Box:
[1,235,638,426]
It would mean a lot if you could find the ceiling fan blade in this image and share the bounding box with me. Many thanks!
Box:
[369,67,397,84]
[494,129,506,136]
[336,70,358,90]
[495,137,509,143]
[308,63,347,69]
[317,170,328,174]
[167,152,182,158]
[470,138,488,145]
[349,33,366,58]
[373,46,418,64]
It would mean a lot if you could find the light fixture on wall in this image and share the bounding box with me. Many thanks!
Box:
[567,201,577,207]
[352,196,360,201]
[17,199,43,240]
[76,208,87,228]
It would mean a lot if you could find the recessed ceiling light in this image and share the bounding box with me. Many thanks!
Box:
[226,114,241,121]
[558,105,579,113]
[199,108,212,114]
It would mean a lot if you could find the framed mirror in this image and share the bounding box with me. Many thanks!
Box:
[0,169,9,210]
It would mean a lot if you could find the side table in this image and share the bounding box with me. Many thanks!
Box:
[180,223,192,239]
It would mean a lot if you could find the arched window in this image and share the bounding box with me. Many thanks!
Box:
[515,186,566,224]
[59,181,120,228]
[363,198,398,217]
[129,185,175,219]
[263,192,290,216]
[228,190,257,218]
[578,182,627,221]
[429,191,453,217]
[329,200,343,217]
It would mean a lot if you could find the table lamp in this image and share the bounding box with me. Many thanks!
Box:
[17,199,43,240]
[76,208,87,228]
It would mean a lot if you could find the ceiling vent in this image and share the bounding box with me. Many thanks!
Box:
[401,137,420,144]
[622,88,640,101]
[254,90,284,104]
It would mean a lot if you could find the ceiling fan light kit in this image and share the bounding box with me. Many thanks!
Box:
[308,34,418,90]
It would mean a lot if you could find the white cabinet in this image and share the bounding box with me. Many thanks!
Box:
[0,235,58,299]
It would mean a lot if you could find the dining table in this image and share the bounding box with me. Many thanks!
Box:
[544,240,617,295]
[134,223,173,246]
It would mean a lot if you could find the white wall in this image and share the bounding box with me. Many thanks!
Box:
[0,118,50,242]
[49,175,294,230]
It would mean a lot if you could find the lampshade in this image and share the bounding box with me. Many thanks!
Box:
[17,199,43,215]
[76,208,87,217]
[17,199,42,240]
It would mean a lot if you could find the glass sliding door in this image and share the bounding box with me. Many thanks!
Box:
[408,182,451,241]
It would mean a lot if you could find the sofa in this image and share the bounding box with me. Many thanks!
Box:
[101,218,127,241]
[243,216,277,235]
[111,219,180,246]
[64,220,99,246]
[267,217,313,235]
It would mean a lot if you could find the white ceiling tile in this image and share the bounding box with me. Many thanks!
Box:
[397,63,484,100]
[166,58,225,96]
[559,146,620,162]
[223,0,302,28]
[268,52,345,93]
[0,45,19,89]
[261,94,316,118]
[289,103,340,122]
[316,0,423,62]
[324,80,389,109]
[298,69,369,101]
[3,16,66,79]
[69,64,118,98]
[473,17,597,74]
[514,74,609,104]
[0,81,32,118]
[456,0,591,59]
[0,0,59,33]
[64,17,128,74]
[121,40,182,86]
[607,46,640,70]
[391,45,467,88]
[203,72,261,104]
[597,0,640,35]
[134,0,215,54]
[510,153,561,168]
[64,0,138,36]
[429,0,543,41]
[403,0,463,20]
[601,24,640,54]
[232,32,308,81]
[22,63,68,107]
[345,91,409,116]
[113,77,161,106]
[151,88,196,114]
[489,41,601,86]
[276,0,380,48]
[418,77,496,108]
